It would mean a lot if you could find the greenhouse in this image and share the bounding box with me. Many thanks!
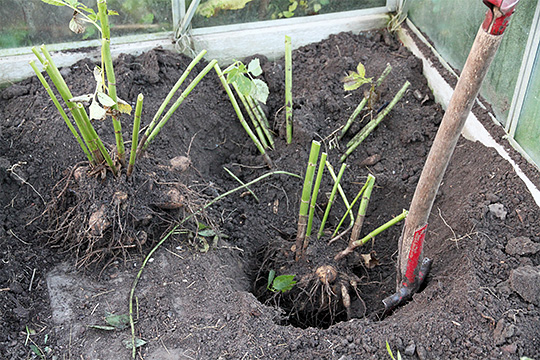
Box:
[1,0,539,358]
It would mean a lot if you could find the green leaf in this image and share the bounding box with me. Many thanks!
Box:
[313,3,321,12]
[108,10,119,16]
[288,1,298,12]
[225,68,240,84]
[320,0,329,4]
[250,79,269,104]
[41,0,66,6]
[267,270,276,289]
[88,325,116,331]
[105,313,130,330]
[271,274,296,292]
[97,91,116,107]
[235,74,253,96]
[123,337,147,350]
[247,58,262,77]
[356,62,366,77]
[29,344,44,358]
[141,13,154,23]
[282,11,294,18]
[198,228,216,237]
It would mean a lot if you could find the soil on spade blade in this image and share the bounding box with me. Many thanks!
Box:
[1,30,540,359]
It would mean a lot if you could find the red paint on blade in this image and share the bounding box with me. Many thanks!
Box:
[404,224,428,285]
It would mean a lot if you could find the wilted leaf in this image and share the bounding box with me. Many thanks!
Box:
[69,12,86,34]
[29,344,44,358]
[41,0,66,6]
[117,98,133,115]
[251,79,269,104]
[97,91,116,107]
[198,228,216,237]
[356,62,366,77]
[271,274,296,292]
[267,270,276,289]
[123,337,147,350]
[360,251,379,269]
[105,313,130,330]
[69,94,93,104]
[198,237,210,253]
[88,325,116,331]
[89,99,107,120]
[247,58,262,77]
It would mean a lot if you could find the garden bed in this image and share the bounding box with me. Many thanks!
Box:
[1,29,539,359]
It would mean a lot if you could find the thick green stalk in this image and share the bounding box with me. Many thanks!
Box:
[339,97,367,141]
[37,46,97,159]
[325,161,354,226]
[353,209,408,247]
[139,50,207,152]
[306,152,327,239]
[285,35,293,144]
[339,64,392,141]
[142,60,218,151]
[232,83,269,149]
[246,95,274,149]
[214,63,272,167]
[127,94,144,176]
[349,174,375,245]
[341,81,410,162]
[98,0,125,165]
[78,104,117,176]
[30,60,93,164]
[295,140,320,260]
[318,163,347,240]
[331,175,373,238]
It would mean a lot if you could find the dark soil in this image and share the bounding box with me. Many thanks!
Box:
[1,29,540,359]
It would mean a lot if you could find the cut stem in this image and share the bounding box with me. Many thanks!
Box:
[325,161,354,226]
[295,140,320,260]
[142,60,218,151]
[341,81,410,162]
[285,35,293,144]
[349,174,375,246]
[127,94,144,176]
[214,63,272,167]
[306,152,327,239]
[30,60,93,164]
[98,0,125,165]
[331,175,374,238]
[246,95,274,149]
[138,50,207,155]
[318,163,347,239]
[335,209,408,260]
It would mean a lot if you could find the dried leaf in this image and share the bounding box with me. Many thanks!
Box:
[88,325,116,331]
[360,251,379,269]
[97,91,116,107]
[105,313,130,330]
[117,98,133,115]
[89,99,107,120]
[69,12,86,34]
[123,337,147,349]
[69,94,93,104]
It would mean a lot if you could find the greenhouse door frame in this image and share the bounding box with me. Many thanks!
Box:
[505,0,540,167]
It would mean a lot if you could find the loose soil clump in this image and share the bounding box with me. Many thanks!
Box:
[1,29,540,359]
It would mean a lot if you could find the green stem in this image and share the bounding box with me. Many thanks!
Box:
[331,175,373,238]
[349,174,375,245]
[30,60,93,164]
[341,81,410,162]
[142,60,218,151]
[37,46,97,159]
[376,63,392,87]
[353,209,408,247]
[138,50,207,154]
[246,95,274,149]
[223,167,259,202]
[285,35,293,144]
[318,163,347,239]
[339,97,367,141]
[78,103,117,176]
[214,63,272,167]
[232,83,269,149]
[295,140,321,260]
[127,94,144,176]
[306,152,327,239]
[98,0,125,165]
[325,161,354,226]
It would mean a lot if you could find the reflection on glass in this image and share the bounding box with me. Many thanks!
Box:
[0,0,172,49]
[189,0,386,28]
[515,50,540,166]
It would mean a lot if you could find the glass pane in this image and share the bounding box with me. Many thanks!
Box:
[188,0,386,28]
[515,49,540,166]
[0,0,172,50]
[407,0,536,125]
